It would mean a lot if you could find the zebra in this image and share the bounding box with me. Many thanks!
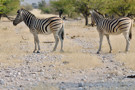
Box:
[90,10,133,54]
[13,8,64,53]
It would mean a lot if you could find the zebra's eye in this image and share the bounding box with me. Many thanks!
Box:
[17,11,19,14]
[16,14,20,18]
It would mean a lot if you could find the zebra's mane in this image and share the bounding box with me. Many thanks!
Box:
[93,10,104,18]
[21,8,36,18]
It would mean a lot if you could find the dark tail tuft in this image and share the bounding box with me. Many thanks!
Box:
[129,32,132,40]
[129,20,133,40]
[61,28,64,40]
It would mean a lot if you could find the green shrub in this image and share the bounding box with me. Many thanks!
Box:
[40,8,51,14]
[0,0,20,15]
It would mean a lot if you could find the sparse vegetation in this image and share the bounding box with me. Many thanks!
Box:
[21,3,33,11]
[38,0,52,14]
[50,0,135,25]
[50,0,75,18]
[104,0,135,17]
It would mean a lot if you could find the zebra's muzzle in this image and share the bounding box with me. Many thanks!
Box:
[91,23,94,27]
[13,20,18,26]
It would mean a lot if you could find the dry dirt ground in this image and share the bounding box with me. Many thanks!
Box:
[0,9,135,90]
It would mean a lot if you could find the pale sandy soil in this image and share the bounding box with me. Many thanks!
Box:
[0,9,135,90]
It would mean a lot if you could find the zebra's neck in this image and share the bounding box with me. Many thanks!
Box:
[93,13,103,25]
[22,10,36,28]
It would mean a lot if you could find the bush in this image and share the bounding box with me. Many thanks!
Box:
[0,0,20,15]
[38,0,52,14]
[21,3,33,11]
[41,8,51,14]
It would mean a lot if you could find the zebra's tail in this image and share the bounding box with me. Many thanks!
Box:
[129,20,133,40]
[59,25,64,40]
[61,29,64,40]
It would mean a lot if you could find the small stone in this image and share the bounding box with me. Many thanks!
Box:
[110,60,113,62]
[81,79,85,81]
[17,88,21,90]
[37,77,41,81]
[49,65,55,67]
[63,61,69,65]
[0,79,4,85]
[61,82,64,84]
[18,72,21,76]
[19,85,23,87]
[59,74,62,77]
[78,82,84,87]
[25,79,30,81]
[40,72,44,76]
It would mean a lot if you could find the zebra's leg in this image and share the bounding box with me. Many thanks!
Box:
[33,37,37,53]
[106,35,112,53]
[33,34,40,53]
[58,28,64,52]
[97,33,104,54]
[52,32,59,52]
[123,32,130,52]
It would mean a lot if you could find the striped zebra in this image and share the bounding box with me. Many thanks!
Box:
[13,8,64,53]
[90,10,132,54]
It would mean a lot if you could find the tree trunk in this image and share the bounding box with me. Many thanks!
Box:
[59,10,63,18]
[59,13,62,18]
[0,14,2,20]
[84,15,88,26]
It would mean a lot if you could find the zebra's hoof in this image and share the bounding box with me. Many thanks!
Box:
[97,51,100,54]
[51,50,55,52]
[109,51,112,53]
[51,49,56,52]
[37,51,40,53]
[125,51,128,54]
[33,51,36,53]
[60,50,64,53]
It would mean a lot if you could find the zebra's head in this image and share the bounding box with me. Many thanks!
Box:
[90,10,95,27]
[13,9,23,26]
[90,10,104,27]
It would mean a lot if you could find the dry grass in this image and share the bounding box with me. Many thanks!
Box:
[61,53,101,69]
[0,23,24,68]
[31,9,58,18]
[64,20,98,39]
[116,53,135,70]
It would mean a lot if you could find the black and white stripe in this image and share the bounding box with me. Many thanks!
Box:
[13,8,64,53]
[90,10,132,54]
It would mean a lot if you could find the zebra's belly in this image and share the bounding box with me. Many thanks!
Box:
[38,33,51,35]
[104,30,123,35]
[38,31,52,35]
[37,28,52,35]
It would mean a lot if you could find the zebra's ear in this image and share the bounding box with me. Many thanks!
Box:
[17,10,19,13]
[21,8,24,10]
